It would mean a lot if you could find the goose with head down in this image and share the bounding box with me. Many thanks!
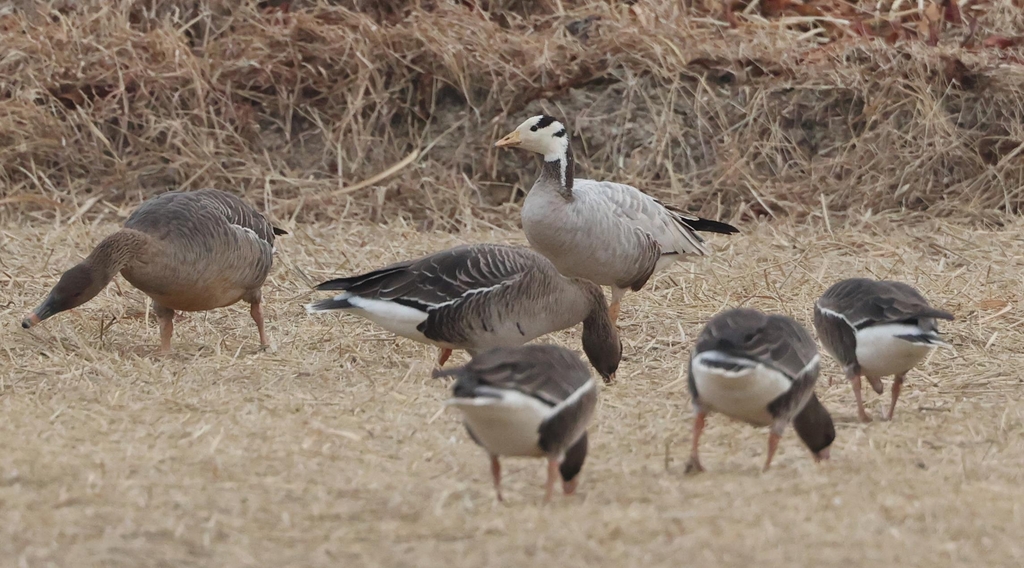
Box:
[686,307,835,473]
[22,189,284,353]
[304,243,621,382]
[495,115,739,324]
[434,344,598,503]
[813,278,955,422]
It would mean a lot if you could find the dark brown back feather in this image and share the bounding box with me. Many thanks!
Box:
[125,189,278,247]
[434,344,593,405]
[816,278,954,329]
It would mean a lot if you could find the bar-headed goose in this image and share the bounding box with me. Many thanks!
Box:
[495,115,739,323]
[686,308,834,473]
[434,344,597,502]
[22,189,285,352]
[813,278,954,422]
[305,244,621,381]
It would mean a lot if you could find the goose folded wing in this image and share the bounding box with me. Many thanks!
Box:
[825,281,954,329]
[192,189,279,245]
[314,244,533,312]
[581,180,711,256]
[696,310,817,380]
[455,345,594,405]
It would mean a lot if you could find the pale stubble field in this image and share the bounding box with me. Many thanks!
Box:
[1,215,1022,567]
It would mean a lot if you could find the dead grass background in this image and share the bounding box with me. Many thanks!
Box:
[3,0,1024,566]
[2,0,1024,227]
[2,217,1023,566]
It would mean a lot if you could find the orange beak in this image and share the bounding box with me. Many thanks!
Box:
[494,129,522,148]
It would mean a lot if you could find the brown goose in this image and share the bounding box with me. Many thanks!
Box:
[22,189,285,352]
[813,278,954,422]
[686,308,834,473]
[434,344,598,503]
[495,115,739,323]
[304,244,621,381]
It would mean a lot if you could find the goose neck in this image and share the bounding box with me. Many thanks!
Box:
[87,228,150,278]
[540,142,574,200]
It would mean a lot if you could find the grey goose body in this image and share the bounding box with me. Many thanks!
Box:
[495,115,738,323]
[434,344,598,502]
[813,278,954,422]
[23,189,284,352]
[305,244,621,381]
[686,308,834,472]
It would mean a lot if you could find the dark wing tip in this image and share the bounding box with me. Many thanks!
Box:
[687,217,740,235]
[314,277,355,291]
[272,226,288,236]
[305,296,352,312]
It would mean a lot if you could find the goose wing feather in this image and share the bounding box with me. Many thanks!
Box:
[689,308,820,421]
[127,189,279,248]
[576,179,716,257]
[435,345,597,455]
[817,278,954,330]
[436,344,593,404]
[314,244,540,311]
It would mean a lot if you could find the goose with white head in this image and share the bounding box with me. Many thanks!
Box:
[686,308,835,473]
[495,115,739,323]
[813,278,954,422]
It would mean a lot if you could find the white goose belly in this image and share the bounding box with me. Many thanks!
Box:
[448,390,552,457]
[855,324,935,378]
[692,354,791,427]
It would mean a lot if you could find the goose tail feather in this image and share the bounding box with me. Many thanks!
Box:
[304,296,353,313]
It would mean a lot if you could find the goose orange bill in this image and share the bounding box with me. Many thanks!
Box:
[494,130,521,148]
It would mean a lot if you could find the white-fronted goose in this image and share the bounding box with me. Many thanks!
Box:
[304,244,621,381]
[495,115,739,323]
[434,344,598,502]
[813,278,955,422]
[22,189,284,352]
[686,307,835,472]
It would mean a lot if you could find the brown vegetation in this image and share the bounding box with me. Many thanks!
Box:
[3,2,1024,565]
[2,0,1024,227]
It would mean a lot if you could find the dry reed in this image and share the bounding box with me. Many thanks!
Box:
[2,0,1024,228]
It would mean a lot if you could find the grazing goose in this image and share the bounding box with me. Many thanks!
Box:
[495,115,739,323]
[305,244,621,381]
[434,344,598,502]
[813,278,954,422]
[686,308,835,473]
[22,189,284,352]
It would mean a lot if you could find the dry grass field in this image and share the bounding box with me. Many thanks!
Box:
[2,215,1023,567]
[4,0,1024,566]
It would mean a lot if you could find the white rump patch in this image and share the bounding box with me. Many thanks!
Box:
[855,323,938,378]
[307,295,430,342]
[447,388,552,457]
[691,351,794,427]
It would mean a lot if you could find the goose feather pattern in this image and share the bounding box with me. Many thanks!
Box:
[305,244,621,380]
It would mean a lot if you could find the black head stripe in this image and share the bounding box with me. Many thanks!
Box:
[553,128,567,138]
[531,115,558,132]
